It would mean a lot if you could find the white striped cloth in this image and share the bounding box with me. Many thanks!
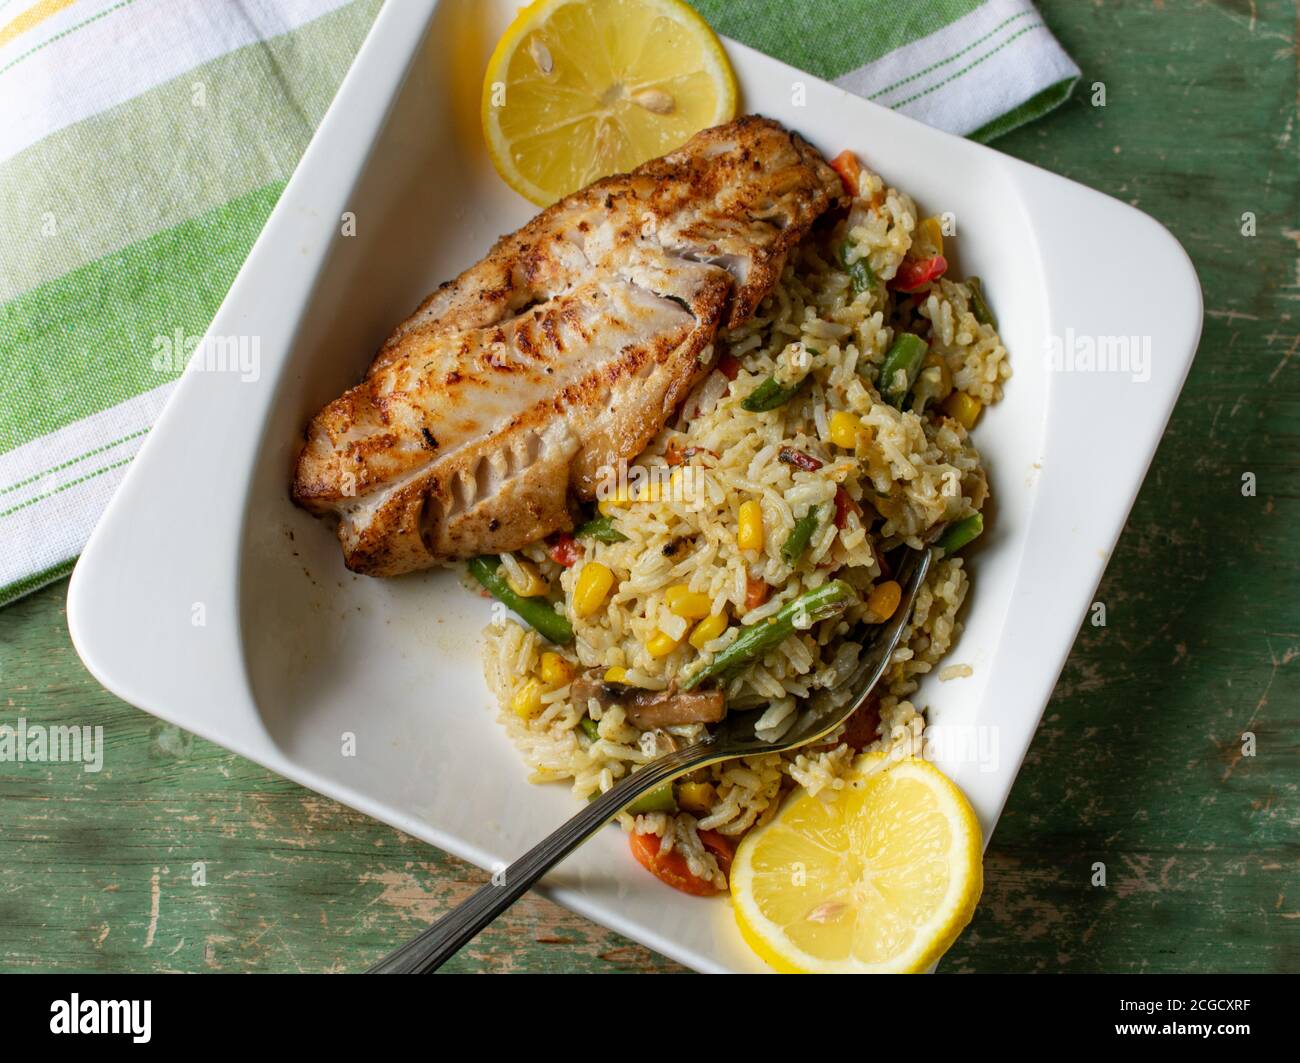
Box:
[833,0,1079,137]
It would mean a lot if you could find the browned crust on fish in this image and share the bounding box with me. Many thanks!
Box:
[292,116,846,576]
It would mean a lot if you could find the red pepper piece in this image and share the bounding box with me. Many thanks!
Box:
[889,254,948,294]
[546,533,581,568]
[829,150,863,197]
[833,487,861,529]
[778,447,824,472]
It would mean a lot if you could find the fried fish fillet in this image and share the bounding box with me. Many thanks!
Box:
[292,116,845,576]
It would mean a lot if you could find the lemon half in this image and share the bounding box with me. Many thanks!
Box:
[481,0,738,205]
[730,755,984,974]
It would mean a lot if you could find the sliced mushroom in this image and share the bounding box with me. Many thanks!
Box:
[571,670,726,731]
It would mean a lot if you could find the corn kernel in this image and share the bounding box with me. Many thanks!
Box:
[604,666,628,684]
[646,629,681,658]
[676,782,717,814]
[511,677,546,719]
[942,391,983,430]
[918,215,945,258]
[737,500,764,551]
[866,580,902,621]
[828,410,861,449]
[597,486,631,516]
[924,351,952,393]
[573,562,615,618]
[506,559,548,597]
[689,611,729,650]
[539,651,573,689]
[664,584,712,620]
[911,354,954,413]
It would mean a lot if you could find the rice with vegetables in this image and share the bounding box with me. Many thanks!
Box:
[476,154,1009,895]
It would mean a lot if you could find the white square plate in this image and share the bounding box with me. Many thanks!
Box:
[67,0,1201,973]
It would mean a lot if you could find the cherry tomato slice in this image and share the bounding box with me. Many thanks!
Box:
[628,832,723,896]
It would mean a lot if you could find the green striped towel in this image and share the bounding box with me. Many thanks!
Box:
[0,0,1077,608]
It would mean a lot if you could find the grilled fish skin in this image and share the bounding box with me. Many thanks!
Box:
[292,116,846,576]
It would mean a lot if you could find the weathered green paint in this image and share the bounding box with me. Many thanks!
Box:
[1,0,1297,973]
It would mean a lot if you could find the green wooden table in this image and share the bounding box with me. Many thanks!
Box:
[2,0,1296,974]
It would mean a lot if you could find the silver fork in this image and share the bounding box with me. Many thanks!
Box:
[368,547,932,973]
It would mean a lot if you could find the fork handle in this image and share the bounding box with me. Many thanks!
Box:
[367,739,715,974]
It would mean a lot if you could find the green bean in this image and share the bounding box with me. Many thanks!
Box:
[468,555,574,644]
[586,779,677,815]
[627,783,678,815]
[967,276,997,328]
[741,376,801,412]
[579,716,600,742]
[879,332,929,408]
[682,579,855,690]
[574,515,628,543]
[781,506,822,565]
[840,241,876,293]
[936,513,983,556]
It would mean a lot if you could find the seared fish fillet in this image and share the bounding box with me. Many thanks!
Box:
[292,116,845,575]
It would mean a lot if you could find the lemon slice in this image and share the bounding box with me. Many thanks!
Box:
[730,754,984,974]
[481,0,738,205]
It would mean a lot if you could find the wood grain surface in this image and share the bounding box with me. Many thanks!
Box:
[1,0,1296,973]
